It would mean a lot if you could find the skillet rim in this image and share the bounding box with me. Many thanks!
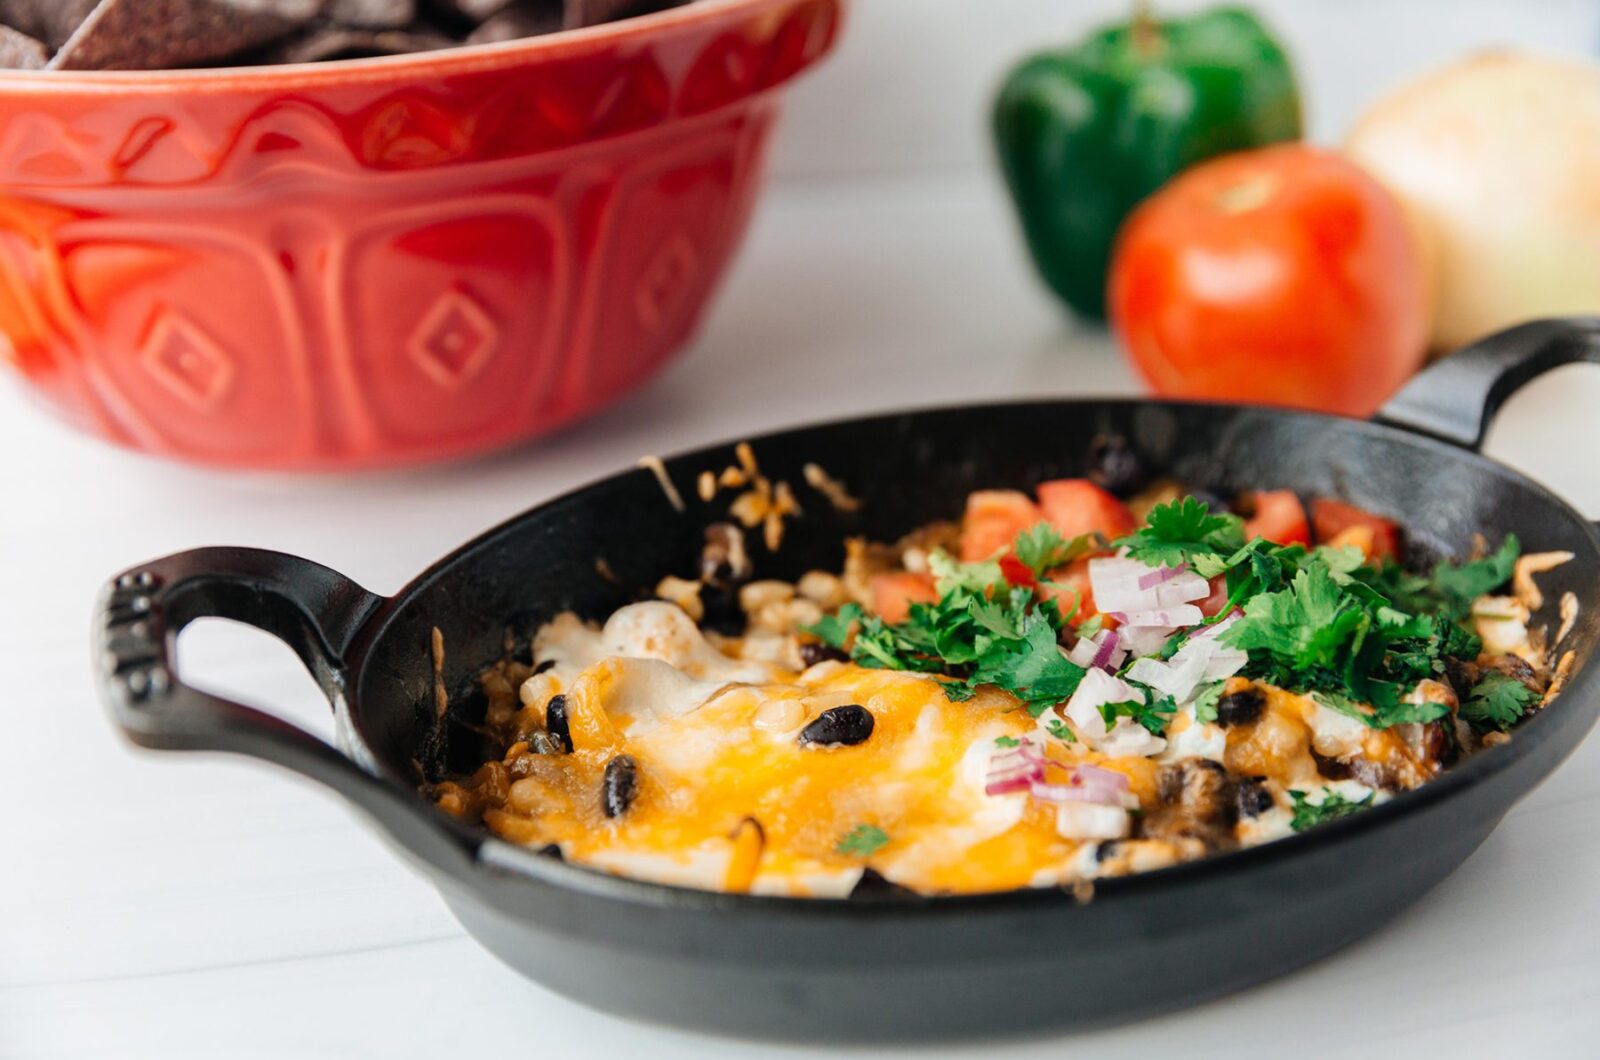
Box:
[350,394,1600,913]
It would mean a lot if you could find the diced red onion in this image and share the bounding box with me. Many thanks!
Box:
[1155,572,1212,607]
[1137,562,1187,591]
[984,773,1036,796]
[1073,763,1130,791]
[1120,605,1203,628]
[1089,628,1121,670]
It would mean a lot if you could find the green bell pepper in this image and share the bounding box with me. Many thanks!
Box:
[993,5,1302,320]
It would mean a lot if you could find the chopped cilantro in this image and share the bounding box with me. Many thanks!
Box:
[1431,535,1520,617]
[1098,695,1177,736]
[1460,672,1536,734]
[805,603,862,649]
[1288,788,1375,832]
[1044,717,1076,742]
[1115,496,1246,569]
[1013,523,1099,577]
[1191,682,1224,725]
[993,735,1021,748]
[818,555,1085,710]
[1224,564,1366,672]
[835,824,889,857]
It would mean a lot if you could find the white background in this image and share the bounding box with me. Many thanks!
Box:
[6,2,1600,1057]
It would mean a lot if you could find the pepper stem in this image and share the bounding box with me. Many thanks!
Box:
[1131,0,1161,57]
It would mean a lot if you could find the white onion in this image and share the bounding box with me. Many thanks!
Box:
[1120,605,1203,628]
[1137,563,1187,591]
[1064,668,1143,742]
[1125,633,1247,705]
[1115,623,1179,657]
[1055,801,1131,841]
[1066,628,1126,671]
[1154,572,1211,607]
[1098,720,1168,759]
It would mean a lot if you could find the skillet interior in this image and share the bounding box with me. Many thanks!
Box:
[341,398,1600,1039]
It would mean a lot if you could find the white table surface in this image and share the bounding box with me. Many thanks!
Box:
[15,0,1600,1031]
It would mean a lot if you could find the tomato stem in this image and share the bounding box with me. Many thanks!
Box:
[1131,0,1162,58]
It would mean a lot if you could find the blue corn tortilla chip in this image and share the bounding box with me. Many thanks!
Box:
[50,0,320,70]
[0,22,46,68]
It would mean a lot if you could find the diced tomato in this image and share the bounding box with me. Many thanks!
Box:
[998,552,1037,588]
[1198,575,1232,617]
[959,490,1044,562]
[1311,498,1401,560]
[1040,556,1100,623]
[1243,489,1310,546]
[870,572,939,624]
[1036,479,1137,540]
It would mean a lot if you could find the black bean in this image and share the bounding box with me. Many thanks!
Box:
[537,843,564,861]
[799,642,849,667]
[544,694,573,753]
[799,704,875,748]
[1235,777,1274,819]
[1094,839,1122,864]
[601,754,638,818]
[1085,434,1147,496]
[1312,750,1353,780]
[1215,687,1265,727]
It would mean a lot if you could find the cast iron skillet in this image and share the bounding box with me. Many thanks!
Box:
[96,319,1600,1041]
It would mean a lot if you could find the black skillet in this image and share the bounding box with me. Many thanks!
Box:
[95,318,1600,1041]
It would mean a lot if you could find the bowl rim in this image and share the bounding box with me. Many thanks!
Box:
[0,0,810,94]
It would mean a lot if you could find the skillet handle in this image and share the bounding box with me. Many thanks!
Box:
[94,547,480,876]
[1375,317,1600,451]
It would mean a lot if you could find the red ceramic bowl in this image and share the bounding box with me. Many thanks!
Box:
[0,0,842,470]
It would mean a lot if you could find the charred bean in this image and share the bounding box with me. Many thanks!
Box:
[544,694,572,753]
[1235,777,1274,819]
[799,705,875,747]
[1311,750,1353,780]
[602,754,639,818]
[1215,687,1266,727]
[799,642,849,667]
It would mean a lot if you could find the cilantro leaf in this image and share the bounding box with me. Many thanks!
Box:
[1431,535,1520,617]
[1288,788,1374,832]
[1115,496,1246,568]
[1460,672,1536,734]
[1013,523,1098,577]
[1223,564,1366,671]
[1098,694,1177,735]
[928,549,1003,597]
[804,603,862,649]
[834,824,889,857]
[971,611,1086,714]
[993,735,1021,748]
[1192,682,1224,725]
[1044,717,1076,742]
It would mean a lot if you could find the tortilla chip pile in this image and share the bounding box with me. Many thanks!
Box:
[0,0,689,70]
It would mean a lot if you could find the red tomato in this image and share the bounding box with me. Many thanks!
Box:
[1198,575,1232,617]
[998,552,1037,588]
[1243,489,1310,546]
[959,490,1044,561]
[1036,479,1136,540]
[870,572,939,624]
[1109,144,1428,417]
[1040,557,1099,623]
[1311,499,1401,561]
